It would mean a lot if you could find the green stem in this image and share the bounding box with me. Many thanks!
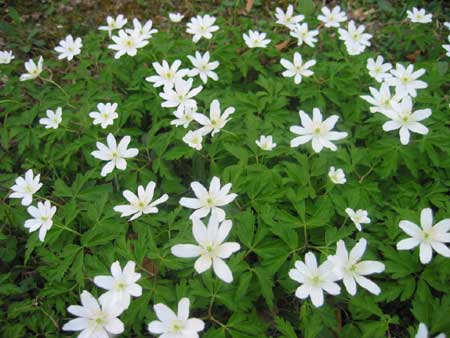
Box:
[41,77,75,108]
[54,223,81,236]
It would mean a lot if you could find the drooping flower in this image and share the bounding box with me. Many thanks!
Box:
[39,107,62,129]
[54,35,82,61]
[387,63,428,98]
[9,169,43,206]
[113,181,169,221]
[91,133,139,177]
[280,52,316,84]
[360,83,400,115]
[93,260,142,311]
[108,30,147,59]
[328,238,385,296]
[187,51,219,84]
[179,176,237,221]
[381,96,431,145]
[289,252,341,307]
[171,216,240,283]
[407,7,432,24]
[317,6,347,28]
[62,290,124,337]
[328,167,346,184]
[186,15,219,43]
[145,60,190,89]
[290,108,347,153]
[289,23,319,47]
[24,200,57,242]
[89,102,119,129]
[345,208,370,231]
[256,135,277,151]
[274,4,304,29]
[367,56,392,83]
[169,13,184,23]
[159,78,202,114]
[99,14,128,37]
[182,130,203,151]
[0,50,15,64]
[243,30,271,48]
[148,298,205,337]
[126,18,157,40]
[396,208,450,264]
[338,21,372,55]
[193,99,235,136]
[415,323,446,338]
[20,56,43,81]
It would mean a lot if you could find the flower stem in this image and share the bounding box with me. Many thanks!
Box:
[41,77,75,108]
[54,223,81,236]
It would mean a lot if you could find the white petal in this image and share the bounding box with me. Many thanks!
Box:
[212,258,233,283]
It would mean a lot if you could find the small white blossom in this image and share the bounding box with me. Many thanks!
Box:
[443,35,450,57]
[194,99,235,136]
[387,63,428,98]
[243,30,271,48]
[280,52,316,84]
[328,167,346,184]
[24,200,56,242]
[188,51,219,84]
[407,7,432,24]
[256,135,277,151]
[169,13,184,23]
[9,169,42,206]
[360,83,400,115]
[179,176,237,221]
[20,56,43,81]
[317,6,347,28]
[171,105,198,128]
[182,130,203,151]
[146,60,190,89]
[54,35,82,61]
[113,181,169,221]
[125,18,157,40]
[91,133,139,177]
[275,4,304,29]
[415,323,446,338]
[89,102,119,129]
[367,56,392,82]
[289,23,319,47]
[159,78,202,113]
[186,15,219,43]
[397,208,450,264]
[39,107,62,129]
[108,30,147,59]
[338,21,372,55]
[345,208,370,231]
[171,216,240,283]
[99,14,128,37]
[0,50,14,64]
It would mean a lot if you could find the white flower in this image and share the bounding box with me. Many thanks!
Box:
[171,216,240,283]
[108,30,147,59]
[290,108,347,153]
[243,30,271,48]
[345,208,370,231]
[445,22,450,30]
[387,63,428,98]
[415,323,446,338]
[289,23,319,47]
[186,15,219,43]
[148,298,205,337]
[187,51,219,84]
[20,56,43,81]
[407,8,432,24]
[9,169,43,206]
[159,78,202,114]
[193,99,235,136]
[179,176,237,221]
[280,52,316,84]
[89,102,119,129]
[0,50,14,64]
[126,18,157,40]
[113,181,169,221]
[62,290,124,337]
[289,252,341,307]
[54,35,82,61]
[381,96,431,145]
[169,13,184,23]
[338,21,372,55]
[91,133,139,177]
[367,56,392,82]
[328,238,385,296]
[99,14,128,37]
[317,6,347,28]
[275,4,304,29]
[397,208,450,264]
[328,167,346,184]
[93,261,142,311]
[39,107,62,129]
[145,60,190,89]
[24,200,56,242]
[171,105,198,128]
[443,35,450,57]
[360,83,400,115]
[182,130,203,151]
[256,135,277,151]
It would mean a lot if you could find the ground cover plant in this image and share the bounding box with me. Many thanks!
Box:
[1,0,450,337]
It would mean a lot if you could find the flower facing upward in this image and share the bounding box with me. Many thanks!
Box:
[186,15,219,43]
[338,21,372,55]
[0,50,15,64]
[345,208,371,231]
[159,78,203,114]
[146,60,190,89]
[148,298,205,337]
[20,56,43,81]
[317,6,347,28]
[407,8,433,24]
[126,18,158,40]
[89,102,119,129]
[367,56,392,83]
[280,52,316,84]
[397,208,450,264]
[113,181,169,221]
[24,200,57,242]
[256,135,277,151]
[274,4,304,29]
[171,216,240,283]
[182,129,204,151]
[169,13,184,23]
[381,96,431,145]
[328,167,346,184]
[387,63,428,98]
[91,133,139,177]
[243,30,271,48]
[39,107,62,129]
[62,290,124,337]
[194,99,235,136]
[290,108,347,153]
[179,176,237,221]
[10,169,43,206]
[99,14,127,37]
[54,35,82,61]
[289,23,319,47]
[328,238,385,296]
[360,83,400,115]
[187,51,219,84]
[93,260,142,311]
[289,252,341,307]
[108,30,147,59]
